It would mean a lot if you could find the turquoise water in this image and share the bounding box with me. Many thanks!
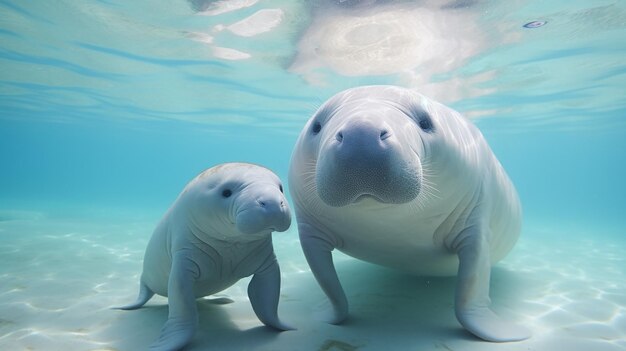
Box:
[1,1,625,350]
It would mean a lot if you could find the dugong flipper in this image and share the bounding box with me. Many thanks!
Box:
[289,85,530,342]
[117,163,294,350]
[117,280,154,311]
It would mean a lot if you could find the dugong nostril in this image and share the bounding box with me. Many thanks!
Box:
[380,129,391,140]
[336,131,344,142]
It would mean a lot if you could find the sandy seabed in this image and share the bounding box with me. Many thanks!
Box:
[0,211,624,351]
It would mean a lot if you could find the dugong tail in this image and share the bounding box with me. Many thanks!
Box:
[114,280,155,310]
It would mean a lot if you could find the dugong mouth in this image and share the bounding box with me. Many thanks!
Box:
[316,146,422,207]
[316,166,421,207]
[353,194,385,203]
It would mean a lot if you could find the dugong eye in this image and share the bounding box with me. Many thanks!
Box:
[279,184,284,193]
[419,118,433,131]
[222,189,232,198]
[311,121,322,135]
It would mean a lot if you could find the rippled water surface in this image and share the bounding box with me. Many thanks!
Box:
[1,1,625,350]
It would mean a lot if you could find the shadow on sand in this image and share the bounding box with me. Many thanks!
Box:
[102,256,529,350]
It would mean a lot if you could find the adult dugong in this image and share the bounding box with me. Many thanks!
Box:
[118,163,293,351]
[288,85,530,342]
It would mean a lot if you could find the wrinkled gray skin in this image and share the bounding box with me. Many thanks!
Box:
[289,85,530,342]
[117,163,293,351]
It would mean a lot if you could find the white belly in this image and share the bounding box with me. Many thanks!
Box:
[318,199,460,276]
[310,185,519,276]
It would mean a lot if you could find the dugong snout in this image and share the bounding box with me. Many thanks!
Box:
[317,119,421,207]
[332,119,394,164]
[335,119,393,147]
[236,191,291,234]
